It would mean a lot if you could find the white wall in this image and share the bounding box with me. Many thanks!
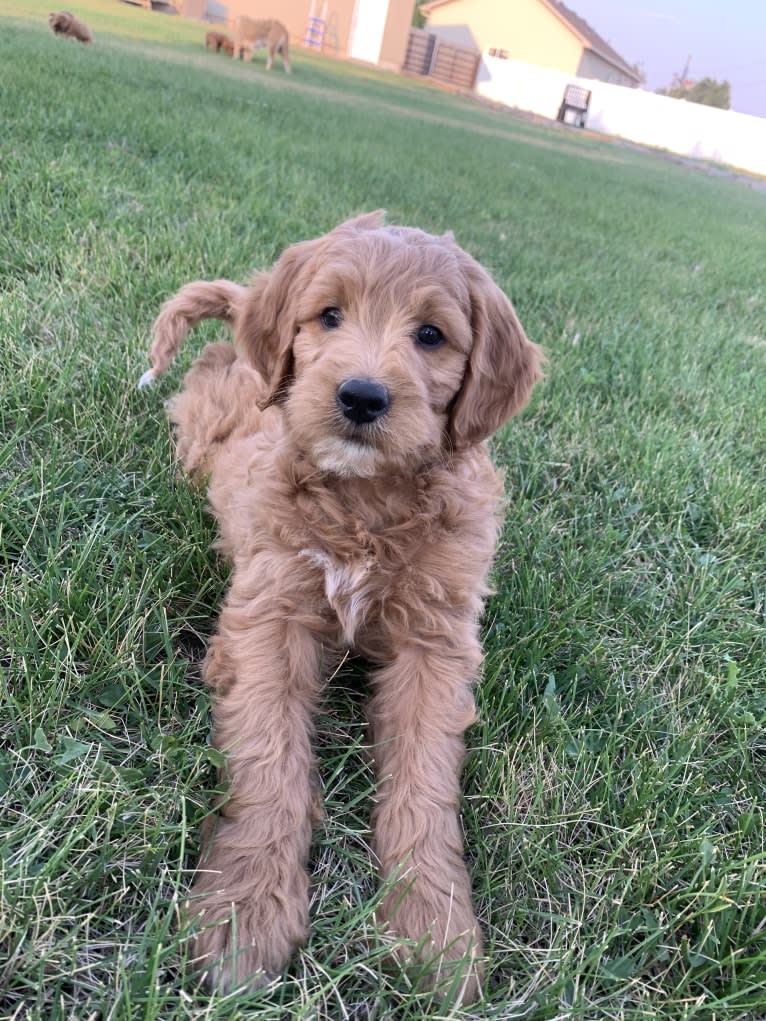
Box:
[477,55,766,177]
[348,0,390,64]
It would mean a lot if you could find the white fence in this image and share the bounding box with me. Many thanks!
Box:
[476,55,766,178]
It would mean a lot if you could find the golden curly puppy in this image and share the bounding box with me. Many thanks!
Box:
[48,10,92,43]
[232,16,290,71]
[140,213,543,1002]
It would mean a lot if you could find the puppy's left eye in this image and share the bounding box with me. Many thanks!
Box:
[415,324,445,349]
[320,307,343,330]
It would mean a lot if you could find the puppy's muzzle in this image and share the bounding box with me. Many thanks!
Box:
[336,379,390,425]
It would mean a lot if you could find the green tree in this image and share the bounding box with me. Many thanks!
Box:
[684,77,731,109]
[657,75,731,110]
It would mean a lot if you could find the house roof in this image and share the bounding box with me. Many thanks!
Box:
[420,0,641,84]
[540,0,640,82]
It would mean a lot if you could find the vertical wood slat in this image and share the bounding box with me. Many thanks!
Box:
[402,28,479,91]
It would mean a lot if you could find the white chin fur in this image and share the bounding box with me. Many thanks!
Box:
[313,437,384,478]
[137,368,156,389]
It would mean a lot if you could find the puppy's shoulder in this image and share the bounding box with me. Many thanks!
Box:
[423,445,505,542]
[441,444,504,502]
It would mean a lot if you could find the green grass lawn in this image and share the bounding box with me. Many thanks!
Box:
[1,2,765,1018]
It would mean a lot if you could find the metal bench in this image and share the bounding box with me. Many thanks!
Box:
[557,84,591,128]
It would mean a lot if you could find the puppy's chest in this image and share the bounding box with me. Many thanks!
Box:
[297,510,432,649]
[300,547,377,646]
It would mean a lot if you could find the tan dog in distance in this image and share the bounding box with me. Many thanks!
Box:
[139,213,543,1003]
[232,16,291,71]
[48,10,92,43]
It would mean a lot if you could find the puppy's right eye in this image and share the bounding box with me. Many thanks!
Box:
[319,307,343,330]
[415,324,445,349]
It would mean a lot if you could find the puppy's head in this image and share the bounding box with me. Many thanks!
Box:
[235,213,542,476]
[49,11,73,31]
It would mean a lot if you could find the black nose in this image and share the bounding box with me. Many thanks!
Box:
[336,378,390,424]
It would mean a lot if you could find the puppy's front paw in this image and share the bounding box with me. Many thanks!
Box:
[187,870,309,993]
[193,921,276,995]
[381,881,485,1005]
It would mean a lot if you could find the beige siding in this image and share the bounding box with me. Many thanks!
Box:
[426,0,583,74]
[329,0,356,58]
[185,0,411,68]
[219,0,311,37]
[178,0,207,19]
[213,0,351,51]
[379,0,414,70]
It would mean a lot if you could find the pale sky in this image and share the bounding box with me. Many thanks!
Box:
[568,0,766,117]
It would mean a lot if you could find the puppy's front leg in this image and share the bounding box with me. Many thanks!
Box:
[189,577,322,993]
[368,631,485,1004]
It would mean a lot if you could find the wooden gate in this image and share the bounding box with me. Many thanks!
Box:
[402,27,480,91]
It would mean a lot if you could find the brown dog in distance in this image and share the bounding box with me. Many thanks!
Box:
[48,10,92,43]
[205,30,234,55]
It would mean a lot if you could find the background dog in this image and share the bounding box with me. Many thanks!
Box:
[140,213,542,1002]
[232,16,291,71]
[48,10,92,43]
[205,30,234,55]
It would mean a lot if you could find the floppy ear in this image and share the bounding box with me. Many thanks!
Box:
[449,259,544,449]
[234,237,320,407]
[234,214,383,406]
